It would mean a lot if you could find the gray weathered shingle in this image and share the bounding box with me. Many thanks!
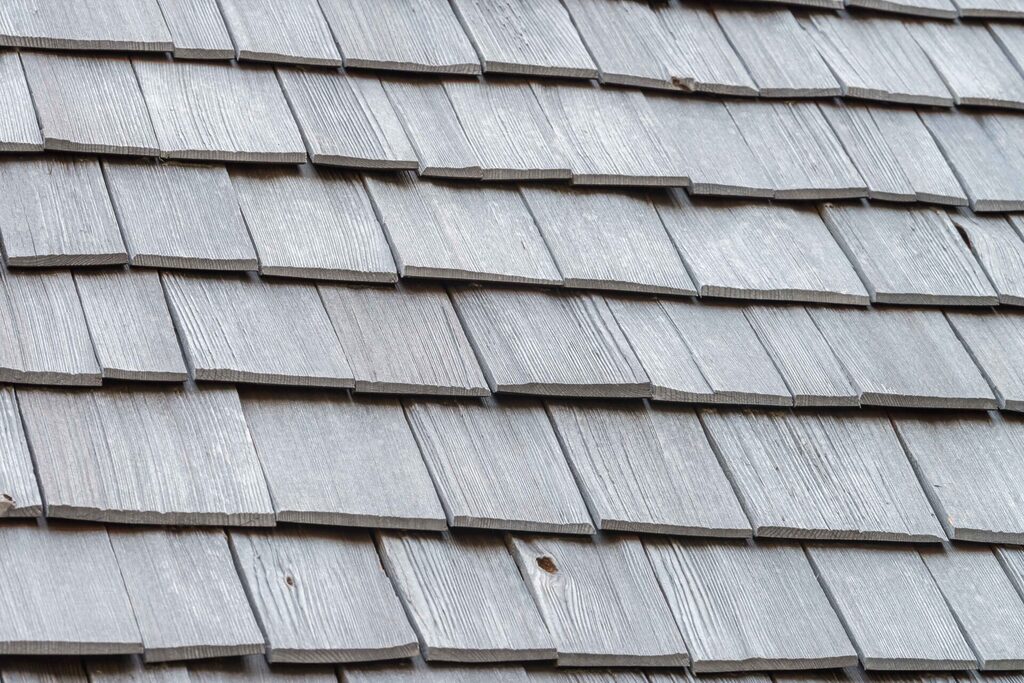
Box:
[218,0,341,65]
[0,386,41,518]
[155,0,235,59]
[950,212,1024,305]
[0,0,172,51]
[946,310,1024,410]
[0,52,43,151]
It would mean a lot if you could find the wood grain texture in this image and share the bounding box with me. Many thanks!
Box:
[18,384,275,525]
[109,527,264,662]
[819,104,915,203]
[240,391,446,530]
[921,545,1024,669]
[801,14,953,106]
[230,165,395,282]
[658,192,868,305]
[377,531,556,663]
[0,155,126,266]
[546,401,750,537]
[847,0,956,17]
[947,310,1024,410]
[133,57,305,163]
[450,0,596,78]
[0,52,42,151]
[320,0,480,73]
[0,386,41,517]
[20,52,157,155]
[103,160,257,271]
[959,0,1024,15]
[725,101,865,199]
[86,656,190,683]
[910,22,1024,108]
[451,287,650,398]
[520,186,695,295]
[744,305,859,407]
[404,397,593,534]
[806,544,976,670]
[344,658,529,682]
[700,409,944,542]
[0,521,142,655]
[526,671,646,683]
[809,306,997,409]
[162,272,354,387]
[319,282,488,395]
[230,528,418,663]
[644,539,857,672]
[218,0,340,65]
[155,0,234,58]
[893,411,1024,544]
[277,70,417,169]
[649,672,772,683]
[951,212,1024,304]
[2,659,89,683]
[870,107,967,206]
[714,8,839,97]
[189,656,336,683]
[0,0,172,51]
[75,268,188,382]
[509,533,688,666]
[442,78,572,180]
[363,173,560,284]
[821,203,997,306]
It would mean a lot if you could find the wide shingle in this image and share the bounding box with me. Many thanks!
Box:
[230,528,418,663]
[0,0,172,51]
[134,58,306,163]
[230,165,396,282]
[378,531,556,663]
[18,384,275,525]
[546,401,750,537]
[155,0,235,59]
[241,391,445,529]
[645,539,857,672]
[108,528,263,662]
[947,310,1024,410]
[404,397,593,534]
[218,0,340,65]
[509,533,689,667]
[0,387,40,518]
[0,52,43,151]
[950,212,1024,305]
[162,273,354,387]
[451,287,649,398]
[700,409,943,542]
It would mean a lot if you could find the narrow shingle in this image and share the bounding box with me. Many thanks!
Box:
[947,310,1024,410]
[870,108,967,206]
[0,0,172,51]
[0,52,43,151]
[950,212,1024,305]
[0,386,41,518]
[218,0,340,65]
[155,0,235,59]
[819,104,916,203]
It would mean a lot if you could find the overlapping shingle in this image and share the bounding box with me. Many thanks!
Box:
[869,108,967,206]
[0,52,43,151]
[848,0,957,19]
[154,0,235,59]
[0,387,41,518]
[345,658,528,682]
[0,0,172,51]
[6,659,90,683]
[218,0,340,66]
[950,212,1024,305]
[189,657,335,682]
[946,311,1024,410]
[818,105,916,203]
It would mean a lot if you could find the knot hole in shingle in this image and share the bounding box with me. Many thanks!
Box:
[0,493,13,514]
[285,575,295,587]
[537,556,558,574]
[954,224,972,250]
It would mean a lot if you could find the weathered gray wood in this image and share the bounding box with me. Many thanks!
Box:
[75,268,188,382]
[230,528,418,663]
[442,78,571,180]
[947,311,1024,410]
[0,386,40,517]
[230,165,395,282]
[134,58,306,163]
[451,287,650,398]
[86,657,190,683]
[648,672,772,683]
[404,397,592,534]
[109,527,263,662]
[870,107,967,206]
[451,0,596,78]
[744,305,859,408]
[526,671,646,682]
[910,22,1024,108]
[819,104,916,202]
[951,212,1024,305]
[991,23,1024,73]
[959,0,1024,14]
[155,0,234,59]
[162,272,354,387]
[219,0,340,65]
[103,160,257,271]
[800,14,953,106]
[0,521,142,655]
[0,52,42,151]
[520,187,695,296]
[809,306,997,409]
[921,545,1024,670]
[189,657,336,683]
[645,539,857,672]
[509,533,688,667]
[848,0,956,18]
[18,383,275,525]
[363,173,560,284]
[658,192,869,305]
[318,282,489,396]
[700,409,943,542]
[277,70,417,169]
[995,547,1024,606]
[715,8,839,97]
[725,101,866,199]
[532,82,687,186]
[20,52,158,155]
[0,155,126,267]
[806,544,976,670]
[378,531,556,662]
[344,658,528,682]
[893,412,1024,544]
[0,0,172,50]
[2,659,88,683]
[241,391,446,529]
[821,202,997,306]
[320,0,480,74]
[546,401,750,537]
